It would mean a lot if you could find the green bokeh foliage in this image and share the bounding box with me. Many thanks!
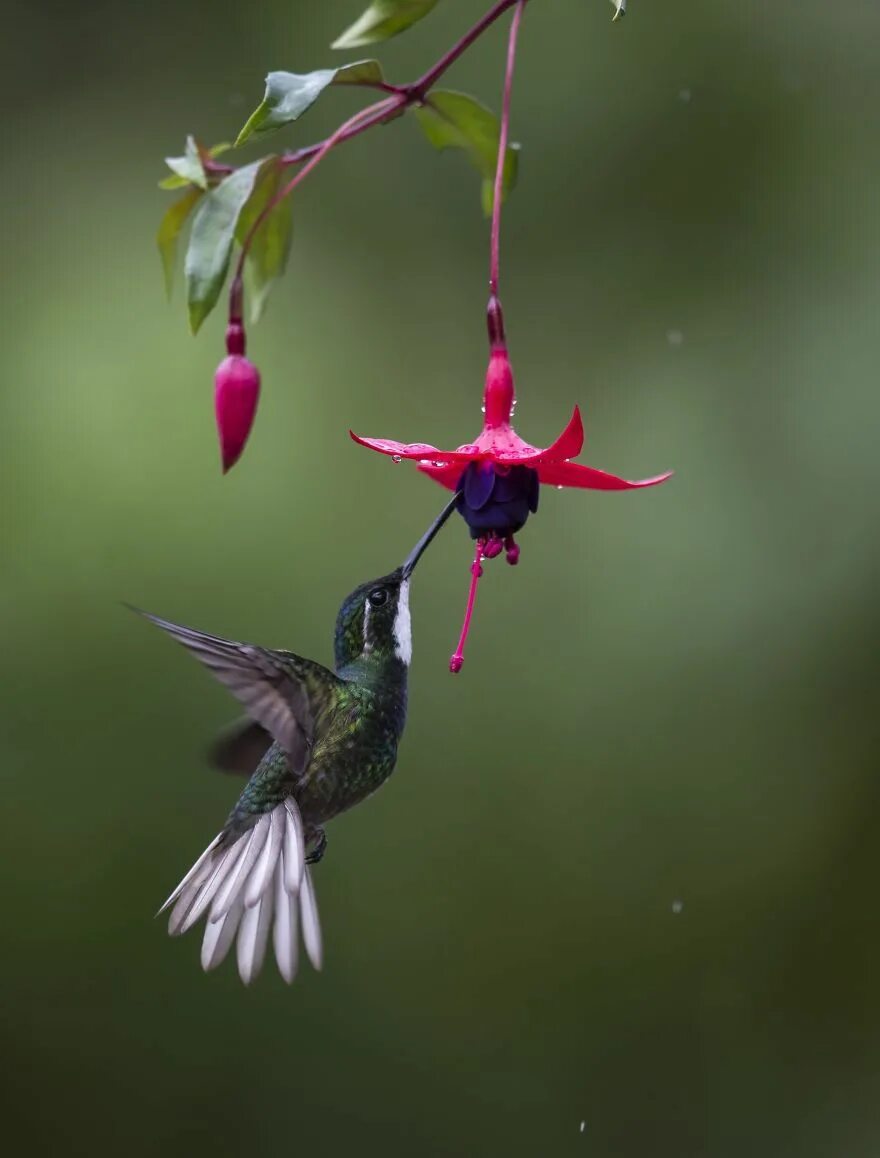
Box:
[2,1,879,1155]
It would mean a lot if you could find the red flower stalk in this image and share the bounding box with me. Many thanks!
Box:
[215,321,260,473]
[351,307,671,671]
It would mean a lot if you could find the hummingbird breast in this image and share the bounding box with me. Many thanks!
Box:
[293,677,409,827]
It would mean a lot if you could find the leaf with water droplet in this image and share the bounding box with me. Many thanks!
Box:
[414,91,519,217]
[332,0,440,50]
[236,61,386,146]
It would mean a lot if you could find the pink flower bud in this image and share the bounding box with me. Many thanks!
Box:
[214,354,260,473]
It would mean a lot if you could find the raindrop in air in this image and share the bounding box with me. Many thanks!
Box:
[667,330,684,347]
[678,88,692,103]
[671,899,684,914]
[391,454,402,464]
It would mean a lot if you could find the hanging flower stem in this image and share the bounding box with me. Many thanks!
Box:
[489,0,527,302]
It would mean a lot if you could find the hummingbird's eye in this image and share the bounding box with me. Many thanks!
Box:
[368,587,388,607]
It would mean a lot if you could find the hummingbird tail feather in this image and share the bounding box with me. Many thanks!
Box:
[160,798,322,984]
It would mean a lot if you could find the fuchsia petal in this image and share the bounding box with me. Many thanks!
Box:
[529,406,585,464]
[349,432,445,460]
[538,461,673,490]
[417,462,462,491]
[350,431,476,465]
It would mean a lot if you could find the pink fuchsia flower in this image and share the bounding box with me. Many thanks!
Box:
[351,327,671,672]
[214,323,260,473]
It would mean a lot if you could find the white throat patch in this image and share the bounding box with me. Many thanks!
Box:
[362,597,372,654]
[393,580,412,665]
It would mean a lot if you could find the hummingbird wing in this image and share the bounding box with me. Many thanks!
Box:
[131,608,341,773]
[208,717,273,775]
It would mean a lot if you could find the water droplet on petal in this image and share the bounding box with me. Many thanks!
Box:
[481,405,486,414]
[667,329,684,346]
[391,454,402,464]
[556,485,564,491]
[671,899,684,914]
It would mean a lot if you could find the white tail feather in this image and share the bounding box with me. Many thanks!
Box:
[244,806,284,908]
[282,801,305,894]
[161,797,322,984]
[273,851,299,984]
[300,866,323,971]
[210,814,270,920]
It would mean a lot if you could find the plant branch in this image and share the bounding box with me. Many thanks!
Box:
[274,0,523,171]
[231,97,400,315]
[229,0,526,318]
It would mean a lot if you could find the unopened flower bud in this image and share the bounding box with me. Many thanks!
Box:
[214,353,260,473]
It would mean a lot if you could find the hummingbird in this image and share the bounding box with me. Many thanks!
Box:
[133,498,455,985]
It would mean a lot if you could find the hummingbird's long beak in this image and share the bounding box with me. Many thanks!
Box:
[401,495,458,578]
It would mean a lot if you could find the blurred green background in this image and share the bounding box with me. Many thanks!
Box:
[3,0,879,1154]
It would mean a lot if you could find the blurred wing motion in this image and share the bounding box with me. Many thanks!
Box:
[159,798,320,984]
[209,717,273,775]
[130,607,342,772]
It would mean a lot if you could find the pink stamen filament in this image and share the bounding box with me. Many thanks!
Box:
[449,541,487,674]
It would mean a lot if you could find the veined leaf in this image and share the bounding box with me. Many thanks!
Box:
[236,60,385,146]
[610,0,626,20]
[234,158,293,322]
[332,0,440,50]
[185,161,264,333]
[414,91,519,216]
[157,186,204,299]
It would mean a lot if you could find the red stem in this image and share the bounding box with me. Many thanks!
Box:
[207,0,524,180]
[489,0,527,299]
[232,97,399,305]
[228,0,527,318]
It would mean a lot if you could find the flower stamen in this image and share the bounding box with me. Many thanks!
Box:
[449,540,487,674]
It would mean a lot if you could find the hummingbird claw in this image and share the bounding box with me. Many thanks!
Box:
[305,828,327,865]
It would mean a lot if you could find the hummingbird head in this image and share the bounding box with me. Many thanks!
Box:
[333,497,456,670]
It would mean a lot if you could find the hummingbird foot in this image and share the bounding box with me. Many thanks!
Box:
[306,828,327,865]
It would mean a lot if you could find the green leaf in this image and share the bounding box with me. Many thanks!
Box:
[610,0,626,20]
[163,135,208,190]
[332,0,439,50]
[414,91,520,216]
[160,140,230,189]
[236,60,385,146]
[234,158,293,322]
[157,186,204,299]
[184,161,264,333]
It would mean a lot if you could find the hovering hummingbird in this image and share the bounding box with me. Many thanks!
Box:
[133,498,455,985]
